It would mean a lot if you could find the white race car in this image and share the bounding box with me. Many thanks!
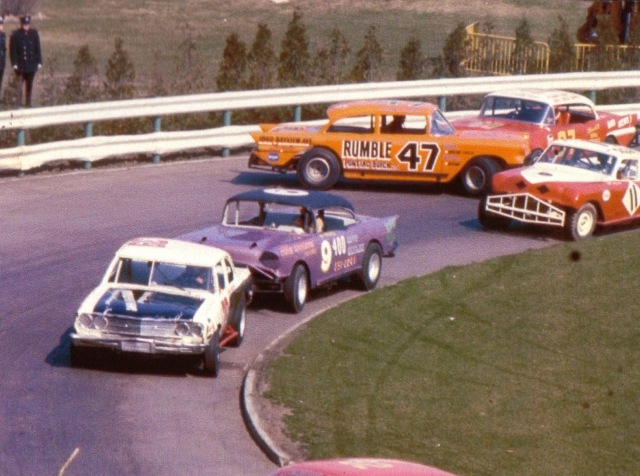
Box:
[70,237,252,376]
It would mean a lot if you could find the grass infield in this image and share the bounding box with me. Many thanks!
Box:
[265,232,640,475]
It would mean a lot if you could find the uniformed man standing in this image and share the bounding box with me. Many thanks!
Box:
[10,15,42,107]
[0,18,7,95]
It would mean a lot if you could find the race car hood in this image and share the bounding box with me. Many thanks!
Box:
[521,162,611,184]
[180,225,305,270]
[453,125,531,142]
[492,162,610,192]
[451,116,541,135]
[93,287,203,320]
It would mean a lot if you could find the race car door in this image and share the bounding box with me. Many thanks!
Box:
[379,113,443,182]
[309,207,362,287]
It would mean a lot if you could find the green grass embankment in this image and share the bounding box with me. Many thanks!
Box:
[265,232,640,475]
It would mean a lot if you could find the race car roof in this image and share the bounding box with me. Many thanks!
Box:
[226,188,354,211]
[485,89,595,107]
[116,237,230,267]
[547,138,640,158]
[327,100,439,121]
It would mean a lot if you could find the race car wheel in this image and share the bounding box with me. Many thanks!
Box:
[203,330,221,377]
[565,203,597,240]
[284,263,308,314]
[477,195,511,230]
[461,157,501,196]
[605,135,618,145]
[229,296,246,347]
[357,242,383,291]
[297,148,341,190]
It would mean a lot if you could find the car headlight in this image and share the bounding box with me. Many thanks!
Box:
[76,313,109,330]
[174,321,204,338]
[175,322,190,336]
[77,313,93,328]
[259,251,279,269]
[93,315,108,330]
[191,323,204,338]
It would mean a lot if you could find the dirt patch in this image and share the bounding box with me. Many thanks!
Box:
[262,0,578,18]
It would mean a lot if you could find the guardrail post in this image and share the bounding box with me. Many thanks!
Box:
[294,105,302,122]
[588,90,596,104]
[83,123,94,169]
[222,111,231,158]
[16,129,25,146]
[438,96,446,112]
[152,117,161,163]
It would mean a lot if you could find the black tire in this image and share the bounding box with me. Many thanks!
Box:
[229,295,246,347]
[477,195,511,230]
[565,203,597,240]
[604,135,618,145]
[203,330,221,377]
[296,148,341,190]
[357,242,383,291]
[461,157,501,196]
[284,263,308,314]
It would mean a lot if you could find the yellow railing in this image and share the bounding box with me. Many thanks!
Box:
[574,43,640,71]
[465,23,550,75]
[465,23,640,75]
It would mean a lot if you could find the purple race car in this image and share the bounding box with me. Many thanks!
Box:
[180,188,398,313]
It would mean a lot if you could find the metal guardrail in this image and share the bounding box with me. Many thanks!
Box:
[2,72,640,172]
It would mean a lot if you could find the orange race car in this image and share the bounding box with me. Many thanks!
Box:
[248,100,535,196]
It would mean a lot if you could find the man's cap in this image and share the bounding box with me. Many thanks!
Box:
[20,16,31,25]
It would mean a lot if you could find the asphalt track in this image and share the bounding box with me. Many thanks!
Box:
[0,157,559,475]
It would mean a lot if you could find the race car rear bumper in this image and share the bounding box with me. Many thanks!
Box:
[248,152,297,172]
[485,193,566,227]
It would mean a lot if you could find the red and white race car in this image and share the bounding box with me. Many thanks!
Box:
[70,237,252,376]
[452,89,638,159]
[271,458,458,476]
[479,139,640,240]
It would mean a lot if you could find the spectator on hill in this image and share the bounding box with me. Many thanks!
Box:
[10,15,42,107]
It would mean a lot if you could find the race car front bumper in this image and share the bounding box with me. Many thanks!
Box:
[485,193,566,227]
[70,333,208,356]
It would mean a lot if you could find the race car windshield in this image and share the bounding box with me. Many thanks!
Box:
[480,96,550,124]
[111,258,212,290]
[537,145,616,175]
[430,110,455,135]
[224,200,264,226]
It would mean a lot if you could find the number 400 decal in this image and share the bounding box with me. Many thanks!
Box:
[396,142,440,172]
[320,236,348,273]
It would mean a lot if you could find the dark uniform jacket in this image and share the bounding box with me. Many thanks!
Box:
[0,32,6,70]
[10,27,41,73]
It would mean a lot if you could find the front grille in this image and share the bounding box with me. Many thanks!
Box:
[486,193,565,226]
[98,314,181,340]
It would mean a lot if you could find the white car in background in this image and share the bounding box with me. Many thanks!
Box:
[70,237,252,376]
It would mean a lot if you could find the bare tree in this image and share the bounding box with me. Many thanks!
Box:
[350,25,383,82]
